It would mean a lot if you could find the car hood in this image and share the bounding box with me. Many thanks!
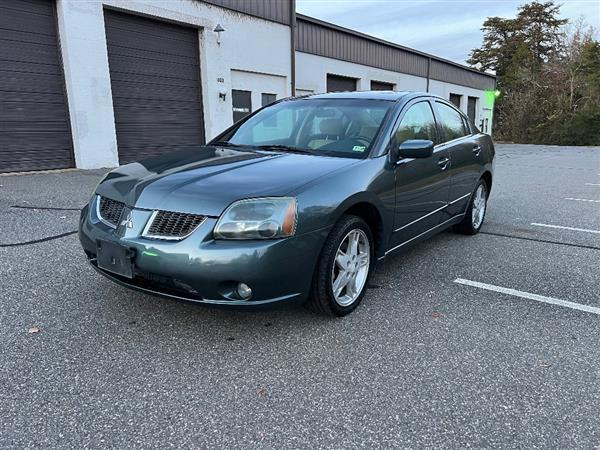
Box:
[95,146,358,216]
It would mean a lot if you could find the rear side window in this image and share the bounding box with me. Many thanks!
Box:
[435,102,468,142]
[392,101,438,146]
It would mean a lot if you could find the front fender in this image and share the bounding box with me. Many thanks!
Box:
[293,157,395,255]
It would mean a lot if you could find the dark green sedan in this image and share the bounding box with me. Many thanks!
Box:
[79,91,494,316]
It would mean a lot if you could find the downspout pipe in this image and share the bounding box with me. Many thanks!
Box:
[290,0,296,96]
[426,57,431,92]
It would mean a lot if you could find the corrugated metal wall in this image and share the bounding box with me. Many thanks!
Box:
[296,16,496,91]
[202,0,291,25]
[296,18,428,78]
[429,60,494,90]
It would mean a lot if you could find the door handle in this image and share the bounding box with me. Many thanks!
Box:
[472,145,482,156]
[437,157,450,170]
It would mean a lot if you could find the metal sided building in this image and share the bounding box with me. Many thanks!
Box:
[294,15,497,134]
[0,0,496,173]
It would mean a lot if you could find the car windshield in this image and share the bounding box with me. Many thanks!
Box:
[219,98,393,158]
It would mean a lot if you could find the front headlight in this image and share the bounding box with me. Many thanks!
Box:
[214,197,297,240]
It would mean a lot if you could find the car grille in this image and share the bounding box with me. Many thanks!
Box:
[98,196,125,227]
[143,210,205,240]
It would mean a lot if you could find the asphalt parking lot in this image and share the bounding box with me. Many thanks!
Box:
[1,143,599,448]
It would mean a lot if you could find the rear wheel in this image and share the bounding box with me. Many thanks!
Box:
[454,179,488,235]
[306,215,374,316]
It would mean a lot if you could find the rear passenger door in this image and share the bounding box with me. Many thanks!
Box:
[433,101,480,219]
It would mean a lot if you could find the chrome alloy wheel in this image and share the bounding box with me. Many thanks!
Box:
[472,184,487,230]
[331,229,371,307]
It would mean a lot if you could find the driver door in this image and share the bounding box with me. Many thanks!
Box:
[389,100,451,249]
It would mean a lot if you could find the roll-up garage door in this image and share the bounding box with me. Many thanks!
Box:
[0,0,74,173]
[371,80,395,91]
[104,10,205,164]
[327,74,357,93]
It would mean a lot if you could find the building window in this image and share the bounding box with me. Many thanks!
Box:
[371,80,395,91]
[232,89,252,123]
[449,93,462,109]
[261,93,277,107]
[326,74,357,92]
[467,96,478,123]
[261,93,278,127]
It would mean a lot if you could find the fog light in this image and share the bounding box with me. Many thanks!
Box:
[237,282,252,300]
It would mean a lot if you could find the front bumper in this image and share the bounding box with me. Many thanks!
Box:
[79,199,330,308]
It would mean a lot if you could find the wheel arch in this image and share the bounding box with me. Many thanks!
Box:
[480,170,493,194]
[332,193,390,259]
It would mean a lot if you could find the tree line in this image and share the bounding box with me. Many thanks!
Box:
[468,1,600,145]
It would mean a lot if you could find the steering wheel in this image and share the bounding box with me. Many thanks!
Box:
[350,135,372,146]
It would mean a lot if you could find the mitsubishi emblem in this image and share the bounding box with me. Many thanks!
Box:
[121,211,134,229]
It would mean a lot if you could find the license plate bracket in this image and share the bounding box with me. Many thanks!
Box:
[96,240,134,279]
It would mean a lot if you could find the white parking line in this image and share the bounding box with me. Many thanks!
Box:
[454,278,600,316]
[565,197,600,203]
[531,222,600,234]
[585,183,600,186]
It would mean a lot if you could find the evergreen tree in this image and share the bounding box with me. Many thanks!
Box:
[517,1,567,66]
[468,1,599,145]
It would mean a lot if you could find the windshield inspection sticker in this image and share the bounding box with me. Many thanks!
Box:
[352,145,366,152]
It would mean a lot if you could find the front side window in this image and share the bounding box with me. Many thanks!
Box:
[222,99,393,158]
[392,101,438,146]
[435,102,468,142]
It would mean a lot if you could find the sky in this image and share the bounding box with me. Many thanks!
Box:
[296,0,600,64]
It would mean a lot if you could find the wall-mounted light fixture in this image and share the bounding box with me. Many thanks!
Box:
[213,24,225,45]
[219,91,227,101]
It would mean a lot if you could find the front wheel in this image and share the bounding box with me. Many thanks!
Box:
[306,215,374,316]
[454,179,488,235]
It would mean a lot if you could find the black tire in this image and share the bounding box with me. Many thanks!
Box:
[454,179,488,235]
[306,215,374,317]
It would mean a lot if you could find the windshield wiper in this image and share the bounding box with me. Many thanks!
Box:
[255,144,315,155]
[210,140,244,147]
[212,142,315,155]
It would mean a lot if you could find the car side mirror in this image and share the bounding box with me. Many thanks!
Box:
[397,139,434,159]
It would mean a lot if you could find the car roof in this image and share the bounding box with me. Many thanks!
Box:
[297,90,438,102]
